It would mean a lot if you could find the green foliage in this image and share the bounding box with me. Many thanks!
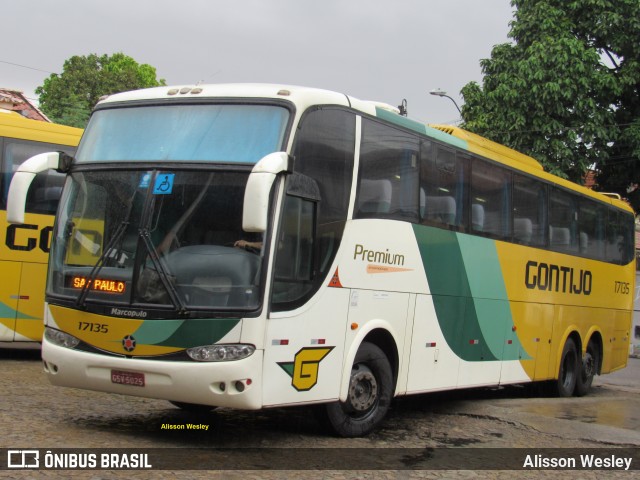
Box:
[461,0,640,209]
[36,53,166,128]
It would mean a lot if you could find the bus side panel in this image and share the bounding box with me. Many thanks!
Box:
[505,301,554,381]
[496,241,634,381]
[406,294,461,393]
[13,261,47,342]
[0,211,53,341]
[344,289,410,398]
[263,287,350,407]
[0,261,21,341]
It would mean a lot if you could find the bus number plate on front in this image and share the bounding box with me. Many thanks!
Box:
[111,370,145,387]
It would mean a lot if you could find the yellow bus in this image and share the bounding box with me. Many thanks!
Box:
[7,84,634,435]
[0,110,82,347]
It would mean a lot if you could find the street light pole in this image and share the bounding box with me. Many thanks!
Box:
[429,89,462,115]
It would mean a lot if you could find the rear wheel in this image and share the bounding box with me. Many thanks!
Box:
[322,342,393,437]
[555,338,578,397]
[575,339,599,397]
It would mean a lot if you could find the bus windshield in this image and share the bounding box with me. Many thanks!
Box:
[76,104,289,163]
[48,168,265,315]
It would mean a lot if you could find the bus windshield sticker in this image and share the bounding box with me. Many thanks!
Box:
[138,172,152,188]
[153,173,174,194]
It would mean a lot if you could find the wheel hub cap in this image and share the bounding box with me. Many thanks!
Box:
[348,366,377,412]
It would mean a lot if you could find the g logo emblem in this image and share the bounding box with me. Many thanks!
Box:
[278,347,334,391]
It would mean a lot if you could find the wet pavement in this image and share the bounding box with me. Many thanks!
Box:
[0,350,638,479]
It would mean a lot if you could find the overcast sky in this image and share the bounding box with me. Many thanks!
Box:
[3,0,514,124]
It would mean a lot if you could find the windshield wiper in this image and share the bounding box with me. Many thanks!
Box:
[76,219,130,307]
[139,229,187,313]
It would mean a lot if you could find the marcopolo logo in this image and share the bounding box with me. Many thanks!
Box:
[122,335,137,353]
[111,307,147,318]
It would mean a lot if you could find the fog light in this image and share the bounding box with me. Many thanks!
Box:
[187,344,255,362]
[45,327,80,349]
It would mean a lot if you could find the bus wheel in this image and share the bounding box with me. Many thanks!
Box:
[575,339,599,397]
[323,342,393,437]
[555,338,578,397]
[169,401,217,413]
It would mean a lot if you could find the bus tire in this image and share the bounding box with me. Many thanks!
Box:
[555,338,578,397]
[574,339,599,397]
[322,342,393,437]
[169,401,217,413]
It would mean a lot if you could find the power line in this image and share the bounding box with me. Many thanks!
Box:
[0,59,56,74]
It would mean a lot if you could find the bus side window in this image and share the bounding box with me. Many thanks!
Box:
[419,143,467,229]
[272,195,316,303]
[606,209,635,265]
[578,198,606,260]
[356,119,419,222]
[513,174,547,247]
[549,187,578,254]
[470,158,511,240]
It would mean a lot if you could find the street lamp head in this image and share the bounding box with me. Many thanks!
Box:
[429,89,447,97]
[429,88,462,115]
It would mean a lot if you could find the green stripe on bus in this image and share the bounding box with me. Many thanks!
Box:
[152,318,241,348]
[0,301,38,320]
[374,108,468,150]
[413,225,526,361]
[130,318,240,348]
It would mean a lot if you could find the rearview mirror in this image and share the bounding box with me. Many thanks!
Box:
[242,152,293,233]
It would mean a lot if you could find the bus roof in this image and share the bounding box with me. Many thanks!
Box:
[0,109,83,146]
[95,84,633,215]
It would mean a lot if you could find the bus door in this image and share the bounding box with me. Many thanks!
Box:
[262,190,350,407]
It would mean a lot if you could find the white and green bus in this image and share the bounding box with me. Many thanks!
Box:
[8,84,634,436]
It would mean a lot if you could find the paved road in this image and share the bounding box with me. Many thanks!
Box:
[0,349,638,479]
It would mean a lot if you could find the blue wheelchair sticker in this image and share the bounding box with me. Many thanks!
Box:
[153,173,175,194]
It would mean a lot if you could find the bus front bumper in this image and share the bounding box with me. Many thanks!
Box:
[41,339,264,410]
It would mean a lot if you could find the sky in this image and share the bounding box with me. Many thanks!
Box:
[3,0,515,125]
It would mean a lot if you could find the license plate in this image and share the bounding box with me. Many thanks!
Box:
[111,369,145,387]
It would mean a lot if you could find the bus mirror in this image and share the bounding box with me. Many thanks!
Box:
[7,151,62,224]
[243,152,293,233]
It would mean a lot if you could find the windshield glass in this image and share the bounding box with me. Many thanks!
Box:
[48,169,264,314]
[76,104,289,163]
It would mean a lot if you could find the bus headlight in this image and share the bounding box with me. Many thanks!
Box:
[45,327,80,349]
[187,344,255,362]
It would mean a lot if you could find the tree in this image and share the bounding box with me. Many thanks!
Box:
[460,0,640,209]
[36,53,166,128]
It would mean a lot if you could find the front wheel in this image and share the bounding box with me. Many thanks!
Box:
[322,342,393,437]
[575,339,599,397]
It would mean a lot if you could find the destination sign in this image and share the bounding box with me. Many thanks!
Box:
[66,276,126,294]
